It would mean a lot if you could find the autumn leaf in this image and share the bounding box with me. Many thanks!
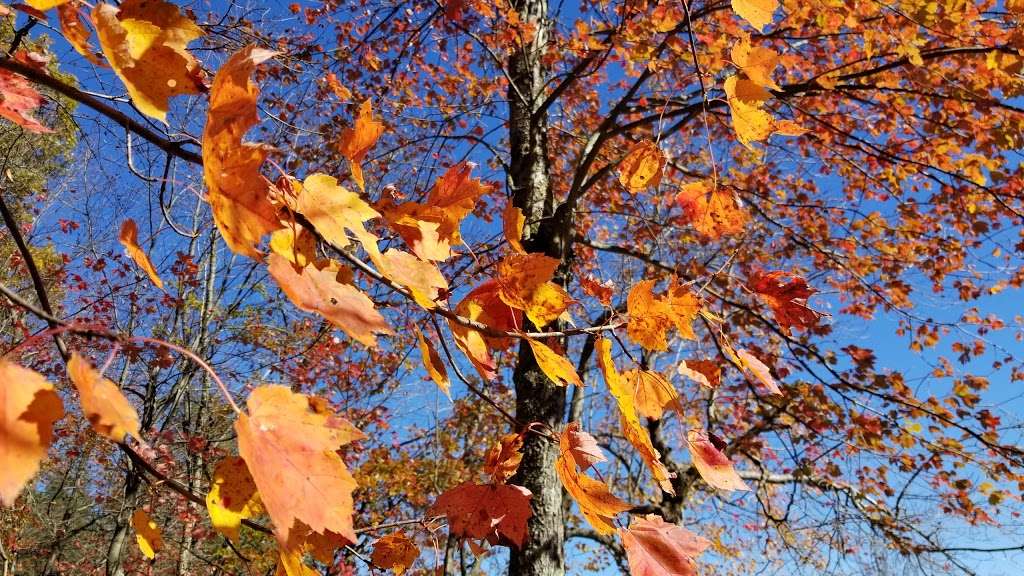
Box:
[235,385,365,545]
[93,0,203,122]
[564,421,606,472]
[526,338,583,387]
[24,0,69,9]
[337,100,384,192]
[555,421,632,534]
[677,360,721,389]
[428,482,533,548]
[627,279,698,352]
[686,430,749,491]
[484,432,524,484]
[627,369,678,420]
[378,162,487,261]
[732,0,778,31]
[595,338,675,494]
[380,249,448,310]
[267,253,392,347]
[205,456,262,543]
[618,140,664,192]
[503,201,526,253]
[724,75,773,148]
[269,226,318,269]
[416,329,450,398]
[0,53,52,133]
[132,509,163,559]
[276,547,318,576]
[0,361,63,507]
[371,532,419,575]
[747,270,824,334]
[449,280,521,380]
[118,219,163,289]
[732,36,780,91]
[735,348,782,395]
[203,45,280,258]
[296,173,384,269]
[619,514,711,576]
[496,253,571,328]
[58,2,105,67]
[68,352,141,443]
[675,181,749,239]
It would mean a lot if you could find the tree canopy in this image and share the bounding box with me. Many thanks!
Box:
[1,1,1023,575]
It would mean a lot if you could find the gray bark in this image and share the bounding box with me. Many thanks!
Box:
[506,2,568,576]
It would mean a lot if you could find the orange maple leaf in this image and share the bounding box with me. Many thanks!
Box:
[619,514,711,576]
[497,253,572,328]
[118,219,163,290]
[67,353,141,443]
[618,140,664,193]
[0,361,63,507]
[337,100,384,192]
[371,532,419,575]
[555,420,632,534]
[235,385,365,546]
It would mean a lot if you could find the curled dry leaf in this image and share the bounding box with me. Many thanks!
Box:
[735,348,782,395]
[619,514,711,576]
[0,52,52,133]
[526,338,583,387]
[132,509,163,559]
[484,432,524,484]
[68,352,141,443]
[337,100,384,192]
[449,280,521,380]
[564,421,606,472]
[747,270,824,334]
[503,201,526,253]
[686,430,750,491]
[596,338,675,494]
[555,420,632,534]
[618,140,664,192]
[496,253,571,328]
[93,0,203,122]
[416,329,450,398]
[0,360,64,507]
[203,45,280,258]
[677,360,721,389]
[267,253,392,348]
[205,456,262,543]
[371,532,419,575]
[235,385,365,545]
[428,482,533,548]
[378,162,487,261]
[118,219,163,289]
[675,181,750,240]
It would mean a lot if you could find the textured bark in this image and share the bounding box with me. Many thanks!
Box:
[506,2,566,576]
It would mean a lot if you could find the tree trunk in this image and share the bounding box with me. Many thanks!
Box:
[506,2,566,576]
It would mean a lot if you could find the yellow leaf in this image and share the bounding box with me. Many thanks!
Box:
[526,338,583,387]
[675,181,750,239]
[732,0,778,31]
[118,219,163,290]
[618,140,664,193]
[496,253,571,328]
[503,202,526,253]
[269,226,318,269]
[93,0,203,122]
[337,100,384,192]
[416,330,450,398]
[297,173,384,269]
[596,338,675,494]
[555,422,631,534]
[380,249,448,310]
[205,456,262,543]
[203,45,280,258]
[731,37,780,90]
[68,353,141,443]
[132,509,162,560]
[0,361,63,507]
[627,369,678,420]
[25,0,69,11]
[724,75,774,148]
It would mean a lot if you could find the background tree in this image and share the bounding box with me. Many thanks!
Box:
[1,1,1023,576]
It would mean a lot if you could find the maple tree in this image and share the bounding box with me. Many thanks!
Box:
[1,0,1024,575]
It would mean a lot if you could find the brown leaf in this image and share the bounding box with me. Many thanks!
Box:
[371,532,419,575]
